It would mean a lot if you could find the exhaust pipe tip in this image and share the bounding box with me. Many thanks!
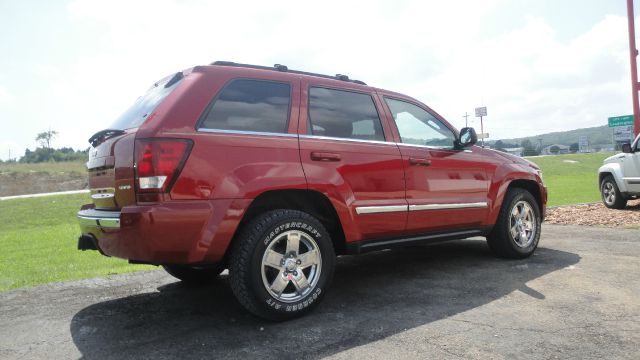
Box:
[78,235,98,251]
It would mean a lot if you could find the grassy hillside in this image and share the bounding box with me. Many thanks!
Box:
[0,161,87,197]
[495,125,614,148]
[0,160,86,174]
[526,152,615,206]
[0,193,151,292]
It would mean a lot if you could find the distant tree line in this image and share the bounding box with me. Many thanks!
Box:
[18,147,89,163]
[0,130,89,164]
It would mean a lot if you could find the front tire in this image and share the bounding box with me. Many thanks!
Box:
[601,175,627,209]
[487,188,541,259]
[229,209,335,321]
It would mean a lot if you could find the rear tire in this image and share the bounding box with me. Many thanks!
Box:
[229,209,335,321]
[162,264,224,285]
[600,175,627,209]
[487,188,541,259]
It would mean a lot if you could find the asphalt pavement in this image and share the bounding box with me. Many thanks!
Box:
[0,225,638,359]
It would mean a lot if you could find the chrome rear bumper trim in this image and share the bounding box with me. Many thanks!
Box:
[77,210,120,229]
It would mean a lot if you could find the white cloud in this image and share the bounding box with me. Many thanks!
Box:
[0,85,15,105]
[408,14,632,138]
[0,0,633,161]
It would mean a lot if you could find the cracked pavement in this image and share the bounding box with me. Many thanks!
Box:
[0,224,638,359]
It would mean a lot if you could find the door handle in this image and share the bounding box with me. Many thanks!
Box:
[311,152,341,161]
[408,157,431,166]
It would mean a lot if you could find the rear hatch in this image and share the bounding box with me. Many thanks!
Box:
[86,72,184,210]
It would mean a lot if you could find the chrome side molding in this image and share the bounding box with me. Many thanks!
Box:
[409,202,488,211]
[356,202,488,215]
[355,205,408,214]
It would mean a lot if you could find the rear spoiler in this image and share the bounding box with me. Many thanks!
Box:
[88,129,125,147]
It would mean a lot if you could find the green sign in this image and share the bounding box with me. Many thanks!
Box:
[608,115,634,127]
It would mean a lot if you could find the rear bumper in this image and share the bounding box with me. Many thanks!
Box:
[77,201,218,264]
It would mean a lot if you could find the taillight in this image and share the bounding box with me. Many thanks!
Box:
[134,139,192,193]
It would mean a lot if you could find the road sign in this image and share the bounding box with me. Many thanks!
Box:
[613,125,634,142]
[477,133,490,139]
[578,135,589,153]
[608,115,634,127]
[475,107,487,117]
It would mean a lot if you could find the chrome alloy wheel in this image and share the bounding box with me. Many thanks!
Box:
[509,200,537,248]
[261,230,322,303]
[602,181,616,206]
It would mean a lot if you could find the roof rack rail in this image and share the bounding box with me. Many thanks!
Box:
[210,61,367,85]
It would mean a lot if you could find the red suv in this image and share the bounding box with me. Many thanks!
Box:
[77,61,546,320]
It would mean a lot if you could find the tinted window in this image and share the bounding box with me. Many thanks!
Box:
[200,79,291,133]
[308,87,385,141]
[110,72,183,130]
[385,98,455,149]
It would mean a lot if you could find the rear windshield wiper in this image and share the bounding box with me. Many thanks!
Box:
[88,129,126,147]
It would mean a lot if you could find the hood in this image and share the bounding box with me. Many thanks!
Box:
[485,148,540,169]
[603,153,625,164]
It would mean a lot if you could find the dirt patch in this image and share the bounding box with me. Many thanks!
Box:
[546,199,640,228]
[0,171,88,197]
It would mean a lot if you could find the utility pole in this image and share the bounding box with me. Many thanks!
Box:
[627,0,640,137]
[463,112,470,128]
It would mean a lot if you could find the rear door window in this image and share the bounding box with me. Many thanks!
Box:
[308,87,385,141]
[199,79,291,133]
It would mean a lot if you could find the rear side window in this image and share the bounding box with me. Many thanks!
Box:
[308,87,385,141]
[199,79,291,133]
[110,72,184,130]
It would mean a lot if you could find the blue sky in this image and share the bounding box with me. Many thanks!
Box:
[0,0,637,159]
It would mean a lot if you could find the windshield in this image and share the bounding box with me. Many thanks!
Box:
[109,72,183,130]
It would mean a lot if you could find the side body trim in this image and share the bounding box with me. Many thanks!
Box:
[408,202,488,211]
[355,202,488,215]
[355,205,408,214]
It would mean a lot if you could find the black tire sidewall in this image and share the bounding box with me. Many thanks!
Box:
[601,176,625,209]
[247,214,335,319]
[502,190,541,256]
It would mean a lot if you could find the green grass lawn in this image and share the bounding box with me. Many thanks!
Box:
[0,160,86,175]
[526,152,615,207]
[0,151,617,292]
[0,193,152,292]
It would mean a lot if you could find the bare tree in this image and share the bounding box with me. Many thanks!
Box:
[36,130,58,149]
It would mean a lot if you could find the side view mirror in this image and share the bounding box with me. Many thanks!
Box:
[622,143,632,153]
[457,127,478,148]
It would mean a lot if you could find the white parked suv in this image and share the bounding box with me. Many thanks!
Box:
[598,133,640,209]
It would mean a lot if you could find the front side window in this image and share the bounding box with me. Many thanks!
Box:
[199,79,291,133]
[385,98,455,149]
[308,87,385,141]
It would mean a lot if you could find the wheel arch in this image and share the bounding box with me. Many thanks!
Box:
[598,163,627,193]
[231,189,348,256]
[508,179,543,214]
[489,176,545,226]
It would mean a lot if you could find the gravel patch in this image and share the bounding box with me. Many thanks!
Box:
[546,199,640,227]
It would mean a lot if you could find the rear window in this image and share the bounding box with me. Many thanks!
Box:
[110,72,183,130]
[198,79,291,133]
